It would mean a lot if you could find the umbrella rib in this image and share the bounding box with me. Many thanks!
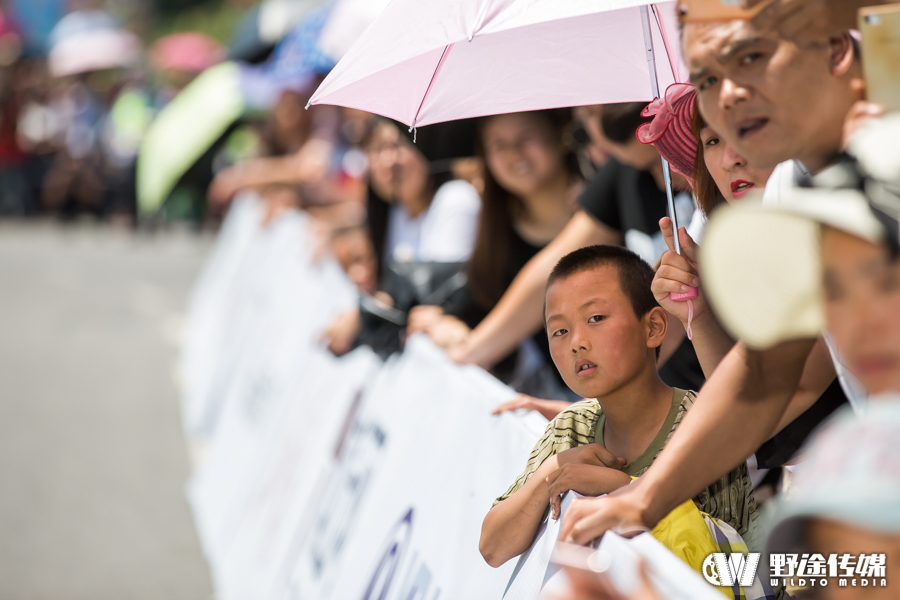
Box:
[410,43,454,134]
[651,4,679,82]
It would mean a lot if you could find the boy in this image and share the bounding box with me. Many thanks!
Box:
[479,245,758,568]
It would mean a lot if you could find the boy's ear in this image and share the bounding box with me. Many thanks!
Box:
[645,307,668,351]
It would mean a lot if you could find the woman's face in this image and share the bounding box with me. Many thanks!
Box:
[822,228,900,396]
[366,122,430,212]
[482,113,566,199]
[700,125,774,202]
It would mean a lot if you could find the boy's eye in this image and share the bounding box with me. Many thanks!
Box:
[552,328,568,337]
[588,315,605,323]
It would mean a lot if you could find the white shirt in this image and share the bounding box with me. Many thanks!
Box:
[624,191,695,265]
[762,160,868,413]
[386,179,481,263]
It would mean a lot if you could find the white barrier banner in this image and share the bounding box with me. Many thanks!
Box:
[286,337,547,600]
[181,197,711,600]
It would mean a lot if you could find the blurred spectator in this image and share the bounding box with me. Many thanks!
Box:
[322,118,482,357]
[408,109,583,396]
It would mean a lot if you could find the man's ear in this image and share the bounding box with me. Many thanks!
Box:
[829,32,857,78]
[645,306,668,352]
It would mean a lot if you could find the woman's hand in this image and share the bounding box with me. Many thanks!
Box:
[491,394,571,421]
[547,465,632,519]
[320,308,362,356]
[651,217,708,328]
[406,305,445,337]
[407,307,472,350]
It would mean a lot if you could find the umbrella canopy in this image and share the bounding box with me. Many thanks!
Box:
[310,0,685,127]
[47,10,140,77]
[151,32,225,74]
[137,62,244,216]
[138,5,341,215]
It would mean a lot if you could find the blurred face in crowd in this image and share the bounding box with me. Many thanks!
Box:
[822,228,900,395]
[699,125,774,202]
[273,90,315,150]
[683,21,858,173]
[806,518,900,600]
[482,112,566,199]
[366,121,431,216]
[332,227,377,295]
[545,266,665,399]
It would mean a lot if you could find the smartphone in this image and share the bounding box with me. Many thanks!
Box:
[860,4,900,113]
[677,0,774,23]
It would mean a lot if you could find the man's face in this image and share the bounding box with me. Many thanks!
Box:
[822,228,900,395]
[545,267,658,399]
[683,21,849,172]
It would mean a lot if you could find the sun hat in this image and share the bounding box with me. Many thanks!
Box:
[698,114,900,350]
[636,83,698,182]
[766,398,900,554]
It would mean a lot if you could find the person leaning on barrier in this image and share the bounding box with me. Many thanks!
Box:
[696,126,900,597]
[558,9,882,548]
[479,246,759,569]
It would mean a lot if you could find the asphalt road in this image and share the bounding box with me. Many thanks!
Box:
[0,221,214,599]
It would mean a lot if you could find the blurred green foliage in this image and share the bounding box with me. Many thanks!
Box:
[153,0,247,44]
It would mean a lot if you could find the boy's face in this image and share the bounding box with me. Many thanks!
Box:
[684,21,853,173]
[545,266,659,399]
[806,518,900,599]
[822,228,900,395]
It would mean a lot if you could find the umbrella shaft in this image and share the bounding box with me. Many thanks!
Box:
[640,4,681,255]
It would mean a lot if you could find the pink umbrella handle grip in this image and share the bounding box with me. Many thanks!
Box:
[671,287,698,302]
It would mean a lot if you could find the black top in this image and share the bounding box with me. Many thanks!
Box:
[755,378,848,469]
[444,227,556,382]
[578,158,706,392]
[578,157,672,238]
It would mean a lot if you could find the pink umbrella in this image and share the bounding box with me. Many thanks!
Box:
[151,33,226,74]
[309,0,684,129]
[310,0,694,257]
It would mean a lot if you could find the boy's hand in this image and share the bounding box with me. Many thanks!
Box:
[652,217,708,327]
[555,443,626,471]
[546,465,632,519]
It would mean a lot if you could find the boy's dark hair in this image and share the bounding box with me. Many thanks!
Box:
[546,245,662,358]
[600,102,652,145]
